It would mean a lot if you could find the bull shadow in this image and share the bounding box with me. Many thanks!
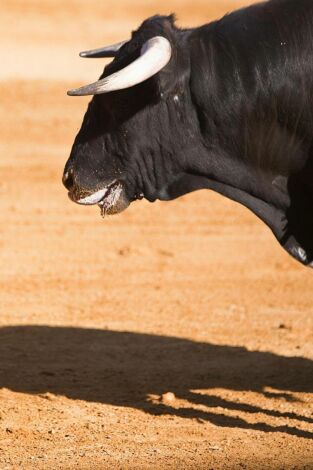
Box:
[0,325,312,439]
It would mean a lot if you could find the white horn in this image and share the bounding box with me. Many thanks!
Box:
[79,40,128,58]
[68,36,172,96]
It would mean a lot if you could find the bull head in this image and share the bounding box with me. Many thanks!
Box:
[63,15,188,217]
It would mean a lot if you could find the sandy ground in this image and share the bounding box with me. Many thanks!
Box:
[1,1,313,469]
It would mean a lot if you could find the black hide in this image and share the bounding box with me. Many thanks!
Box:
[64,0,313,267]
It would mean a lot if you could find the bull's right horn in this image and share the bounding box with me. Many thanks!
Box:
[79,40,128,58]
[68,36,172,96]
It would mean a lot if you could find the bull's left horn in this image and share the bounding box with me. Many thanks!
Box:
[67,36,172,96]
[79,40,128,58]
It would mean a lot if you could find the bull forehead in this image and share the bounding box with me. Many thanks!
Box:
[135,14,177,39]
[97,15,179,82]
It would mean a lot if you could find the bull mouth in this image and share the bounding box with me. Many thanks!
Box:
[97,181,124,217]
[69,180,125,216]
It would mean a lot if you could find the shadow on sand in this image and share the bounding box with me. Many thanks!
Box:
[0,326,312,438]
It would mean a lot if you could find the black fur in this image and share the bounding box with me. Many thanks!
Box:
[64,0,313,266]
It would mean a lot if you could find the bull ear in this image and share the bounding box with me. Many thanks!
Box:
[68,36,172,96]
[79,40,128,58]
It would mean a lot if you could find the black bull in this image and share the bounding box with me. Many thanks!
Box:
[63,0,313,267]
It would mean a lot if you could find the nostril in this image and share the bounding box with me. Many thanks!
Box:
[62,168,74,190]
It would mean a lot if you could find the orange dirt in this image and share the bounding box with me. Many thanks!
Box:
[0,1,312,469]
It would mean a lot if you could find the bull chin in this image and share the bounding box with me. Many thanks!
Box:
[99,194,130,217]
[95,181,131,217]
[69,180,131,217]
